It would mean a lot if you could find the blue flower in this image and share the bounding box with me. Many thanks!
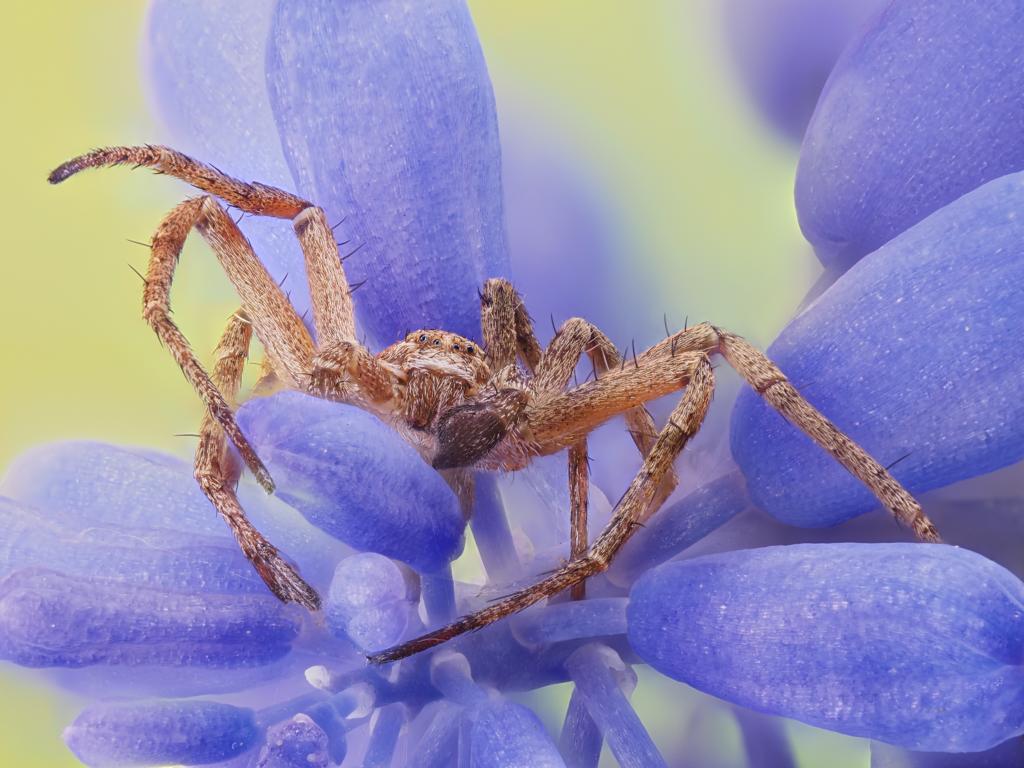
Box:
[5,1,1024,766]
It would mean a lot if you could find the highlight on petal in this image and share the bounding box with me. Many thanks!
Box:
[237,392,465,572]
[796,1,1024,270]
[732,172,1024,527]
[721,0,887,141]
[324,553,416,652]
[64,700,259,767]
[0,568,299,669]
[468,701,566,768]
[627,543,1024,752]
[266,0,508,345]
[145,0,312,316]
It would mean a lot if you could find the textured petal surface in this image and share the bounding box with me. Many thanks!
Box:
[65,700,259,767]
[266,0,508,345]
[324,553,414,651]
[871,738,1024,767]
[0,568,299,669]
[722,0,887,141]
[797,0,1024,270]
[237,392,464,572]
[628,544,1024,751]
[258,714,329,768]
[732,173,1024,527]
[145,0,312,317]
[469,701,566,768]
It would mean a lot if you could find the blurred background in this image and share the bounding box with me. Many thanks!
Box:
[0,2,862,765]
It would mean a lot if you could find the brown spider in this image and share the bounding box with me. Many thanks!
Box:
[49,145,941,666]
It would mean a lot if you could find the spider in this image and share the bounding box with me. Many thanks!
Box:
[49,145,941,666]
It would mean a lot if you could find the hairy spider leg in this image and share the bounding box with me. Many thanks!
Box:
[194,311,320,610]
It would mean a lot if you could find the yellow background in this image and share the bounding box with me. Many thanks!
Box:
[0,2,861,766]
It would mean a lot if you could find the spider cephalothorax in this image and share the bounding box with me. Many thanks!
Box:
[49,145,941,666]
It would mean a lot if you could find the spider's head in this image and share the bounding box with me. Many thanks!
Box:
[387,329,491,386]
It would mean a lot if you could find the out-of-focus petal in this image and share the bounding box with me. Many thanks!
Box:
[469,701,566,768]
[628,544,1024,752]
[258,714,329,768]
[871,738,1024,767]
[237,392,465,572]
[722,0,887,141]
[266,0,508,345]
[0,568,299,669]
[324,553,415,651]
[64,700,259,767]
[731,173,1024,527]
[796,1,1024,270]
[145,0,312,317]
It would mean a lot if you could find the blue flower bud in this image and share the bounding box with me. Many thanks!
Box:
[732,173,1024,527]
[325,553,415,651]
[237,392,465,572]
[266,0,508,344]
[258,714,329,768]
[469,701,566,768]
[64,700,259,767]
[0,568,299,669]
[797,0,1024,270]
[628,543,1024,752]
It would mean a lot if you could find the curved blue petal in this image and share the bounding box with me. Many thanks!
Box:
[145,0,312,318]
[258,715,329,768]
[65,700,259,767]
[469,701,566,768]
[324,553,415,651]
[0,568,299,669]
[796,0,1024,270]
[628,543,1024,752]
[236,391,465,572]
[266,0,508,345]
[722,0,887,141]
[871,737,1024,767]
[732,173,1024,527]
[0,441,341,588]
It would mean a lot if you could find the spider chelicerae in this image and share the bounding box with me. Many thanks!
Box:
[49,145,940,665]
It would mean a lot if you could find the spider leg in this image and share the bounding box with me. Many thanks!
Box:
[368,356,715,664]
[194,310,320,609]
[714,328,940,543]
[307,340,403,406]
[567,440,588,599]
[479,278,542,374]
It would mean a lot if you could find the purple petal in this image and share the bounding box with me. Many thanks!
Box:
[796,0,1024,270]
[732,173,1024,527]
[324,553,415,651]
[363,704,405,768]
[0,568,299,669]
[559,689,602,768]
[145,0,312,317]
[469,701,566,768]
[266,0,508,345]
[258,715,329,768]
[871,738,1024,767]
[511,599,629,648]
[628,543,1024,752]
[237,391,465,572]
[65,700,259,767]
[722,0,887,141]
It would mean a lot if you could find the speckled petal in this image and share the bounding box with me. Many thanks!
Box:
[324,553,415,651]
[796,0,1024,270]
[628,543,1024,752]
[258,715,329,768]
[732,173,1024,527]
[871,738,1024,767]
[236,391,465,572]
[64,700,259,767]
[266,0,508,345]
[469,701,566,768]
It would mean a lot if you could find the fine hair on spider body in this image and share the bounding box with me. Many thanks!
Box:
[49,145,941,666]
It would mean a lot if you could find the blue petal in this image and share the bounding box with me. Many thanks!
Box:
[628,543,1024,752]
[796,1,1024,270]
[237,391,465,572]
[145,0,312,318]
[0,442,340,588]
[872,738,1024,767]
[324,553,414,651]
[65,700,258,767]
[731,173,1024,527]
[266,0,508,344]
[258,715,329,768]
[469,701,566,768]
[722,0,888,141]
[0,568,299,669]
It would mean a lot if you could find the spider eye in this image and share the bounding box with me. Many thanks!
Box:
[453,343,461,351]
[433,338,441,346]
[466,345,474,355]
[418,334,427,343]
